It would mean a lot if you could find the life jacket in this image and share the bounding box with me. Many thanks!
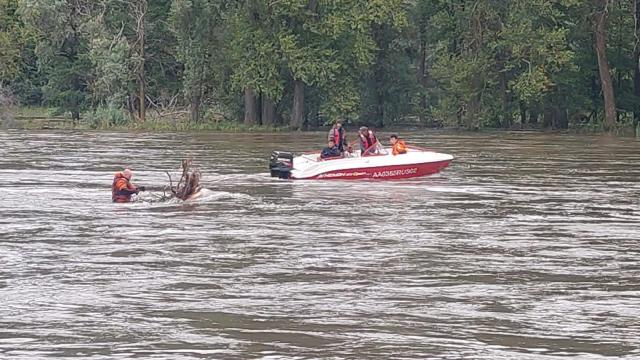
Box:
[333,128,344,146]
[333,129,341,146]
[330,127,345,149]
[112,172,134,203]
[392,139,407,155]
[359,130,377,153]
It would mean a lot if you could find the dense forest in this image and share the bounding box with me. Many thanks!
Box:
[1,0,640,132]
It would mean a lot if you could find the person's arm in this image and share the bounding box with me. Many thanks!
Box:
[117,186,138,195]
[125,181,144,194]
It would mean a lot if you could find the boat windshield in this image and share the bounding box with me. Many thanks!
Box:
[360,141,389,156]
[301,142,391,162]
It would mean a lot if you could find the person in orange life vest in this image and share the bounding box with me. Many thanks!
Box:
[111,169,145,203]
[358,126,378,155]
[320,139,342,159]
[327,119,347,153]
[390,134,407,155]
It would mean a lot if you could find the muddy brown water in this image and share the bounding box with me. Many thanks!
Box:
[1,130,639,359]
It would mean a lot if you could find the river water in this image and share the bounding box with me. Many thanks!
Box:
[1,130,639,359]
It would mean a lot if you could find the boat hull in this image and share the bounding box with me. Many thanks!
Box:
[271,147,454,181]
[293,159,451,180]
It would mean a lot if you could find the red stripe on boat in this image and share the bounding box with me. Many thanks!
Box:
[297,160,451,180]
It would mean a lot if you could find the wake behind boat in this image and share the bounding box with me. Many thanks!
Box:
[269,144,453,180]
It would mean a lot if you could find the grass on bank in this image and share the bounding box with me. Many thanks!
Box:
[3,107,290,132]
[12,106,54,118]
[3,106,639,136]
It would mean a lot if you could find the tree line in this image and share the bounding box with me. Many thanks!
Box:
[1,0,639,132]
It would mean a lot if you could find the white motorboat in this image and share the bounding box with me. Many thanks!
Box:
[269,143,453,180]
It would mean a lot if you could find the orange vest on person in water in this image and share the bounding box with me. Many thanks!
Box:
[392,139,407,155]
[111,172,138,203]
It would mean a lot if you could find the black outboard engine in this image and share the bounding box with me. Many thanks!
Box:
[269,151,294,179]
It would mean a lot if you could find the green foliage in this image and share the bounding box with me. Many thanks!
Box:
[84,106,129,129]
[0,0,21,81]
[17,0,93,118]
[229,15,285,101]
[170,0,229,120]
[1,0,639,134]
[1,0,42,103]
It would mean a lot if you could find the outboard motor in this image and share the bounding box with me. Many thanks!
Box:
[269,151,294,179]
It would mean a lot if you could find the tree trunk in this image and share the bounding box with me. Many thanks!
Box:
[498,59,510,129]
[126,94,137,122]
[261,94,275,126]
[190,63,205,124]
[529,105,539,126]
[464,14,483,130]
[375,68,385,128]
[556,108,569,129]
[244,88,258,125]
[543,108,553,129]
[594,0,616,132]
[633,0,640,130]
[190,95,200,123]
[466,96,479,130]
[519,102,527,126]
[373,23,387,128]
[291,79,304,130]
[417,18,429,126]
[590,75,600,118]
[495,15,510,129]
[138,65,145,123]
[135,0,147,123]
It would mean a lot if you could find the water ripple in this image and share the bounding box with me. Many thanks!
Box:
[1,130,639,359]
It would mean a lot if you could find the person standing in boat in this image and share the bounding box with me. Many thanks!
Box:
[328,119,347,153]
[112,168,144,203]
[390,134,407,155]
[358,126,378,155]
[320,139,342,159]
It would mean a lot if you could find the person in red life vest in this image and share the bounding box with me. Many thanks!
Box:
[358,126,378,155]
[390,134,407,155]
[320,139,342,159]
[111,168,144,203]
[327,119,347,153]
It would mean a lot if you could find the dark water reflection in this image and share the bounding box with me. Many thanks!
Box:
[1,130,639,359]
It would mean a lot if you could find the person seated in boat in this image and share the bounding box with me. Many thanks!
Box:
[328,119,347,153]
[320,139,342,159]
[111,168,144,203]
[358,126,378,155]
[390,134,407,155]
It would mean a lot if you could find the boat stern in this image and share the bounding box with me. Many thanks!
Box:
[269,151,294,179]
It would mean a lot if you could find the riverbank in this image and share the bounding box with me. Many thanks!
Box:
[3,106,639,137]
[2,107,287,132]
